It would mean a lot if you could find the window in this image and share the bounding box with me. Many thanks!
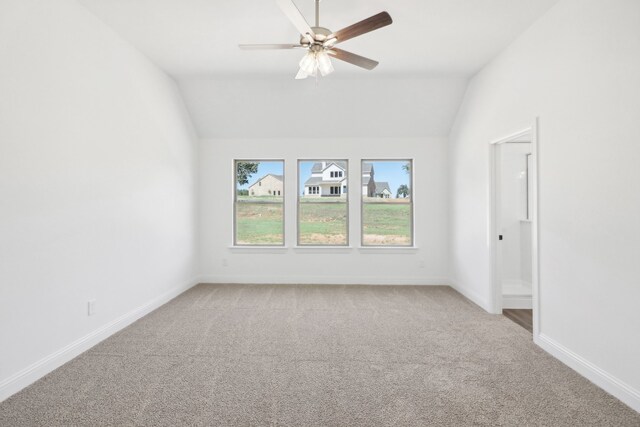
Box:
[298,160,348,246]
[234,160,284,246]
[361,160,413,246]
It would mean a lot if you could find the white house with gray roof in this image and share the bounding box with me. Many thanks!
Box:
[303,161,376,197]
[303,161,347,197]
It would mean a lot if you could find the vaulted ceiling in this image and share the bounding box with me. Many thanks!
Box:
[79,0,558,77]
[78,0,559,137]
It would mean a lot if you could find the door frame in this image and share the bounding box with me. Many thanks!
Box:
[488,118,540,338]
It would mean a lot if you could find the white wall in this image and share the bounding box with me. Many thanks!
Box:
[0,0,199,400]
[448,0,640,410]
[178,76,468,139]
[200,138,449,285]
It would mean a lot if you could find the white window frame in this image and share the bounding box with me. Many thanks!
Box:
[233,159,285,247]
[297,159,349,247]
[360,159,415,248]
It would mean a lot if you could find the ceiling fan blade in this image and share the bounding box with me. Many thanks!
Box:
[327,11,392,45]
[276,0,316,43]
[239,44,303,50]
[328,48,379,70]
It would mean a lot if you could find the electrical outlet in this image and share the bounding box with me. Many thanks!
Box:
[222,258,228,267]
[88,299,96,316]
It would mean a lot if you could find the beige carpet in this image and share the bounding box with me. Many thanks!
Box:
[1,284,638,426]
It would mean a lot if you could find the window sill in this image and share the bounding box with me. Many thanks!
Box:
[293,246,354,254]
[228,246,288,254]
[358,247,419,254]
[226,246,418,254]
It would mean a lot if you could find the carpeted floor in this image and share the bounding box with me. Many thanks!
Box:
[1,284,638,426]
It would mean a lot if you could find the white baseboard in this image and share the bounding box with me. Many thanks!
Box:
[502,294,532,309]
[0,277,201,403]
[448,280,492,312]
[536,333,640,413]
[199,275,450,286]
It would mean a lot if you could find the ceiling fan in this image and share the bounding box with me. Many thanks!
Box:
[239,0,393,79]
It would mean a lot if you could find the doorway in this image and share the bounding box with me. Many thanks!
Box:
[489,124,539,336]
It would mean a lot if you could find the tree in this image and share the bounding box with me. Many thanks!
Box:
[402,162,411,175]
[396,184,410,199]
[236,162,259,186]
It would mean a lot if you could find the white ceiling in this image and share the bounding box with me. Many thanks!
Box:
[78,0,559,77]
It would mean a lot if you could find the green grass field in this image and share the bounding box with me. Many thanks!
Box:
[235,197,411,246]
[299,200,348,245]
[362,202,412,245]
[235,198,283,245]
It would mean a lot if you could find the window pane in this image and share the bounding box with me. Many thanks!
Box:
[299,200,347,245]
[298,160,348,246]
[362,160,413,246]
[235,160,284,245]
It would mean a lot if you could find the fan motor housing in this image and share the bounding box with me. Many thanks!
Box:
[300,26,332,45]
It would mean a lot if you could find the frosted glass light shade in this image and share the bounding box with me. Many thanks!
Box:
[296,50,333,80]
[299,52,317,75]
[317,52,334,76]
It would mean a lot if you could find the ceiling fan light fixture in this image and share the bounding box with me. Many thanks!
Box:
[296,50,334,79]
[299,51,317,75]
[317,51,334,76]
